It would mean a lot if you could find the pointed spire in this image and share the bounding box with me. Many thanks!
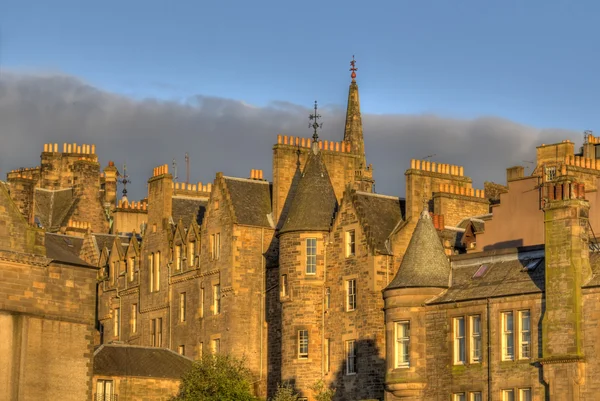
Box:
[386,209,451,290]
[309,100,323,155]
[343,56,365,166]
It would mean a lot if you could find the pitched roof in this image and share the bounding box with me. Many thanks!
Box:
[172,196,207,227]
[351,191,402,255]
[93,344,193,379]
[430,246,545,303]
[45,233,90,267]
[223,177,273,228]
[387,209,451,289]
[34,188,76,231]
[279,151,337,234]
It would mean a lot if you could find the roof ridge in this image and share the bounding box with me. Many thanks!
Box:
[354,191,399,200]
[223,176,269,184]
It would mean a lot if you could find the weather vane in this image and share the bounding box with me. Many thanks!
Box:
[309,100,323,142]
[119,163,130,198]
[350,55,357,81]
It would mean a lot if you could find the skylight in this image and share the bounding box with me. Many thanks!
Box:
[473,264,489,278]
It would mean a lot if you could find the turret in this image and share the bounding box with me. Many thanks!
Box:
[383,207,450,400]
[278,130,337,400]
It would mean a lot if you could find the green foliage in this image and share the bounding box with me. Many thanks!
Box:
[269,382,299,401]
[310,380,335,401]
[171,353,259,401]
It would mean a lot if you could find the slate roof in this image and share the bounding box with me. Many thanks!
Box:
[352,191,402,255]
[387,209,451,289]
[45,233,90,267]
[430,246,545,303]
[279,151,337,234]
[34,188,76,231]
[172,196,207,227]
[582,251,600,287]
[93,344,193,379]
[223,177,273,228]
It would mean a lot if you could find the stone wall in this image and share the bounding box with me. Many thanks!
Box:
[433,191,489,227]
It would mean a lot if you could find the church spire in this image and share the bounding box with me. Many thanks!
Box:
[343,56,365,167]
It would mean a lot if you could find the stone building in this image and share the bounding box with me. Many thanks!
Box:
[4,60,501,400]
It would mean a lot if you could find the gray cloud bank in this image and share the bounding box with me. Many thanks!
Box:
[0,72,580,200]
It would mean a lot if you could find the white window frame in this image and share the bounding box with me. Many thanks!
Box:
[346,279,357,311]
[213,284,221,315]
[306,238,317,274]
[502,311,514,361]
[298,330,309,359]
[470,315,482,363]
[345,230,356,257]
[519,310,531,359]
[470,392,482,401]
[454,316,466,364]
[453,393,466,401]
[519,388,531,401]
[179,292,186,322]
[395,321,410,368]
[345,339,357,375]
[96,379,114,400]
[502,389,515,401]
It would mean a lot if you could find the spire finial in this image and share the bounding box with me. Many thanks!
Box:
[350,55,357,81]
[118,163,130,199]
[309,100,323,154]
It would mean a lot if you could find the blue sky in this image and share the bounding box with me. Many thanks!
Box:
[3,0,600,130]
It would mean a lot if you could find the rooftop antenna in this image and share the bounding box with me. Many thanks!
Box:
[185,152,190,184]
[172,158,178,182]
[118,163,130,199]
[423,154,437,160]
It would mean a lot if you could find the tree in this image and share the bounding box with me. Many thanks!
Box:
[171,353,259,401]
[270,382,299,401]
[310,380,335,401]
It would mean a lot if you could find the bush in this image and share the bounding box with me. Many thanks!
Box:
[270,382,299,401]
[171,353,259,401]
[310,380,335,401]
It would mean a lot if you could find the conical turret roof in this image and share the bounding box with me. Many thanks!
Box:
[279,150,337,235]
[386,209,451,289]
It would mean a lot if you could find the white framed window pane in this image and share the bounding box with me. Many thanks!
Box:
[395,321,410,368]
[519,388,531,401]
[345,230,356,257]
[213,284,221,315]
[298,330,309,359]
[454,317,465,364]
[306,238,317,274]
[453,393,465,401]
[520,310,531,359]
[347,279,357,311]
[346,340,357,374]
[502,312,514,360]
[471,315,482,363]
[470,392,482,401]
[502,389,515,401]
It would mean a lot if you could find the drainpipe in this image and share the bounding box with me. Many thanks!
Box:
[322,238,329,377]
[168,260,172,350]
[487,298,492,401]
[260,227,265,382]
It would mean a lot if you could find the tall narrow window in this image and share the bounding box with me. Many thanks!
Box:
[453,394,465,401]
[519,310,531,359]
[179,292,186,322]
[131,304,137,334]
[157,317,163,347]
[110,261,116,284]
[96,380,114,401]
[395,321,410,368]
[113,308,120,338]
[345,230,356,257]
[154,251,161,291]
[470,315,482,363]
[215,233,221,260]
[298,330,309,359]
[502,312,514,361]
[212,338,220,354]
[213,284,221,315]
[325,287,330,309]
[519,388,531,401]
[281,274,288,298]
[345,340,357,374]
[324,338,330,373]
[454,317,466,364]
[502,389,514,401]
[175,245,182,271]
[306,238,317,274]
[200,288,205,318]
[178,345,185,355]
[149,253,154,292]
[346,279,357,311]
[210,234,215,260]
[188,241,195,267]
[151,318,156,346]
[128,256,135,281]
[198,342,203,357]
